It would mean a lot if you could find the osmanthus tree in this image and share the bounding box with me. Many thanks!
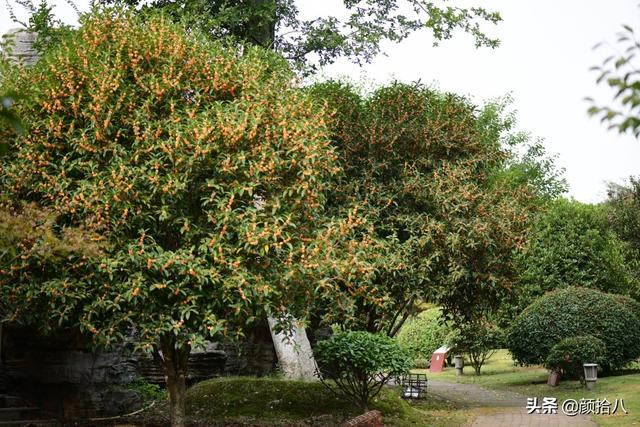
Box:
[307,81,535,332]
[98,0,502,73]
[0,10,375,426]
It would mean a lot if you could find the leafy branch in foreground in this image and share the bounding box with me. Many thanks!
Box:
[587,21,640,138]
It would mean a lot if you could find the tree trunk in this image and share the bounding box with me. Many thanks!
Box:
[267,316,318,380]
[359,376,369,413]
[160,336,191,427]
[386,295,416,338]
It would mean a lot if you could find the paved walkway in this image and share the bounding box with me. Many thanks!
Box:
[427,380,598,427]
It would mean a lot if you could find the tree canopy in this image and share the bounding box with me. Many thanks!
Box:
[606,177,640,252]
[490,97,567,202]
[95,0,501,73]
[308,81,534,332]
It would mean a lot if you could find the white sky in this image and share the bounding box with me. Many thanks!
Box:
[2,0,640,203]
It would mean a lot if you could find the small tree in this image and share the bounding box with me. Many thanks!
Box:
[314,331,412,412]
[446,320,502,375]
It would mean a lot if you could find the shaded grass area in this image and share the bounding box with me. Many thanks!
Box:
[118,376,467,426]
[417,350,640,426]
[187,377,354,424]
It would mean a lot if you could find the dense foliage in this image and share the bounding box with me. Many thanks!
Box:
[0,10,361,426]
[4,3,539,337]
[514,199,633,311]
[0,201,104,324]
[396,307,450,363]
[607,178,640,251]
[545,335,607,381]
[314,331,412,412]
[506,287,640,370]
[308,80,534,332]
[446,320,502,375]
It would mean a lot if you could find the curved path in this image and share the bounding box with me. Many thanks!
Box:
[427,379,598,426]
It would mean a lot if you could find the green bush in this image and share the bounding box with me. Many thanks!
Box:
[497,199,635,328]
[314,331,412,412]
[516,200,632,310]
[396,308,450,361]
[506,287,640,370]
[545,335,607,381]
[613,293,640,322]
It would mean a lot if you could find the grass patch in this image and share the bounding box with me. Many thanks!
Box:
[187,377,353,423]
[123,376,466,426]
[419,350,640,426]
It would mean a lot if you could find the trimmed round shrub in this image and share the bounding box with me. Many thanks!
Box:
[314,331,412,411]
[612,293,640,321]
[506,287,640,370]
[396,307,451,362]
[545,335,607,380]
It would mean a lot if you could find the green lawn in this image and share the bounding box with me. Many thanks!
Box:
[416,350,640,426]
